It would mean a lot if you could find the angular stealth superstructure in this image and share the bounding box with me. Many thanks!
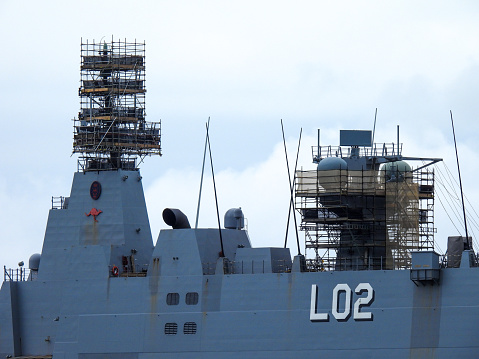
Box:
[2,40,479,359]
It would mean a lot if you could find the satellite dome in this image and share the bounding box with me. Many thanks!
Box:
[317,157,348,171]
[317,157,348,191]
[381,161,411,182]
[29,253,41,271]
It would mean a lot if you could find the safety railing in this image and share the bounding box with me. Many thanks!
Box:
[305,254,452,272]
[202,260,292,275]
[442,252,478,268]
[4,266,31,282]
[312,142,402,161]
[52,196,69,209]
[108,264,148,277]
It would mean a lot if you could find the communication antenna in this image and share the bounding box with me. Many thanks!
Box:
[450,111,470,247]
[372,108,377,147]
[206,121,225,256]
[397,125,400,156]
[195,117,210,228]
[280,120,301,255]
[317,129,320,159]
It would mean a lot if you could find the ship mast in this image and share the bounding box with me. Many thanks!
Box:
[73,37,161,171]
[295,130,441,271]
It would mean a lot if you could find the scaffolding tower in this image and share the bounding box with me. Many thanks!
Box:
[73,38,161,171]
[295,135,438,271]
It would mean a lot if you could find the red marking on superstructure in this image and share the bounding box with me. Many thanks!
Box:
[85,208,102,222]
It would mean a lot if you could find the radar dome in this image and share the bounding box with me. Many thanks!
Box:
[224,208,244,230]
[317,157,348,191]
[29,253,41,271]
[381,161,411,182]
[317,157,348,171]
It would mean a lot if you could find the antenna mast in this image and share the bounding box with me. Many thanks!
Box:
[281,120,301,255]
[74,38,161,171]
[450,111,470,246]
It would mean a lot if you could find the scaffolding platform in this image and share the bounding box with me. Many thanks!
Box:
[73,38,161,170]
[296,152,436,271]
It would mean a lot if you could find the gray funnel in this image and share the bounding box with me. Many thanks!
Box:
[162,208,191,229]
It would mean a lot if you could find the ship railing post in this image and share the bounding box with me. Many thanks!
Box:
[3,266,10,281]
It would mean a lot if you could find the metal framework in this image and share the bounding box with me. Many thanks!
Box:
[296,143,435,271]
[73,38,161,171]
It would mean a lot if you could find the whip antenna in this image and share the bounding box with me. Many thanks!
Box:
[451,110,470,247]
[206,121,225,257]
[281,120,301,255]
[195,117,210,228]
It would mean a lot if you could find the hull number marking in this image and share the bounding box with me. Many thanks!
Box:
[310,283,374,322]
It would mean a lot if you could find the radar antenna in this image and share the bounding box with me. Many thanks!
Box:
[73,37,161,171]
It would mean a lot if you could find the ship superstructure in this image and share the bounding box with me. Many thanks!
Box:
[1,40,479,359]
[296,129,439,271]
[74,38,161,170]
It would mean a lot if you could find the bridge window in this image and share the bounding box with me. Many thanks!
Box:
[166,293,179,305]
[185,292,199,305]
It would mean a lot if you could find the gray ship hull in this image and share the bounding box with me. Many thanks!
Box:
[1,170,478,358]
[2,261,479,358]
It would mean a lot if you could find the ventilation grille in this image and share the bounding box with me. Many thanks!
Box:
[183,322,197,335]
[164,323,178,335]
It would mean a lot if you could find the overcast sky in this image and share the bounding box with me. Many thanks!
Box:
[1,1,479,269]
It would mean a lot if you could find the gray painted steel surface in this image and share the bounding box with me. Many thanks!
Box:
[1,158,479,358]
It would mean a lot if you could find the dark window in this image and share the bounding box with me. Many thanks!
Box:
[166,293,179,305]
[183,322,197,335]
[165,323,178,335]
[185,292,199,305]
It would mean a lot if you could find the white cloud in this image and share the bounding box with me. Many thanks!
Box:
[146,136,315,254]
[2,0,479,269]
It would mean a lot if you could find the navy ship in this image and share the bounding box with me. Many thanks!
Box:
[1,39,478,359]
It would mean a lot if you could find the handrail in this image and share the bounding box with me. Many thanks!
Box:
[312,143,402,161]
[4,266,31,282]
